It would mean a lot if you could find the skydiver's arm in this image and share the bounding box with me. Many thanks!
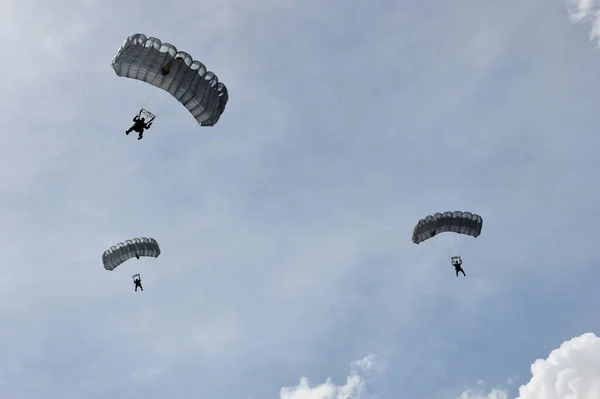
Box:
[133,116,139,122]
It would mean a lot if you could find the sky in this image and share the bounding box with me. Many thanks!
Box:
[0,0,600,398]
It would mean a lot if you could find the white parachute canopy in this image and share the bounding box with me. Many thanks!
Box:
[111,33,229,126]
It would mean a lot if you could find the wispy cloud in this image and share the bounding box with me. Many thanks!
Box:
[566,0,600,46]
[280,355,379,399]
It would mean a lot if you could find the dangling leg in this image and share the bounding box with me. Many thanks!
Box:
[456,269,459,277]
[126,126,134,134]
[460,267,466,277]
[139,283,143,291]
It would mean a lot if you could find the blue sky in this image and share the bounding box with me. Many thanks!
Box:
[1,0,600,398]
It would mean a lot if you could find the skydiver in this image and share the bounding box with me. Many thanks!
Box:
[452,257,465,277]
[133,275,143,291]
[126,110,154,140]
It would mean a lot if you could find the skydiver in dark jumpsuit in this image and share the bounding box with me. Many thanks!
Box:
[133,275,143,291]
[452,257,466,277]
[126,110,154,140]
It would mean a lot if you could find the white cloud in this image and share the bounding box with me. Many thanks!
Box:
[515,333,600,399]
[506,377,519,386]
[279,355,379,399]
[459,388,508,399]
[566,0,599,21]
[352,354,379,374]
[457,379,508,399]
[280,376,365,399]
[565,0,600,46]
[459,333,600,399]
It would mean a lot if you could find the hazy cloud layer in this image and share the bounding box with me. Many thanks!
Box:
[0,0,598,398]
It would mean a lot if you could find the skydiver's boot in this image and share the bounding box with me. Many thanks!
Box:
[138,134,143,140]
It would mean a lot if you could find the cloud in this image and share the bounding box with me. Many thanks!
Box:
[0,1,599,398]
[279,355,379,399]
[352,354,381,375]
[455,379,509,399]
[459,388,508,399]
[515,333,600,399]
[565,0,600,46]
[280,376,365,399]
[566,0,599,21]
[459,333,600,399]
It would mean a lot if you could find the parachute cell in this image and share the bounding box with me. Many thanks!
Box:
[102,237,161,271]
[111,33,228,126]
[412,211,483,245]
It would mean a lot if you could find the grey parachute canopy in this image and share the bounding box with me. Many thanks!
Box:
[412,211,483,244]
[102,237,161,271]
[111,33,228,126]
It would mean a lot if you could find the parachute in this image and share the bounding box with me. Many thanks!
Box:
[412,211,483,259]
[412,211,483,244]
[111,33,228,126]
[102,237,161,271]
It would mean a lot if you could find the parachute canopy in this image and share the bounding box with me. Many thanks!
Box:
[102,237,161,271]
[111,33,228,126]
[412,211,483,245]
